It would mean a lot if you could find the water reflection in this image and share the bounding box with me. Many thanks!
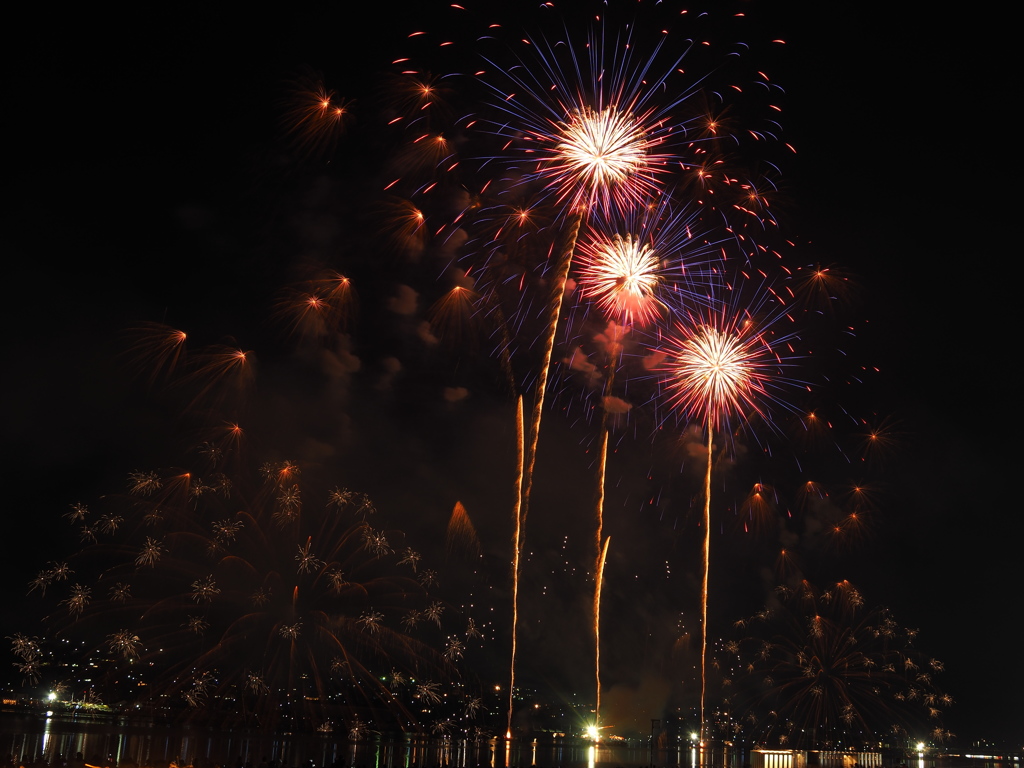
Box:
[0,720,1018,768]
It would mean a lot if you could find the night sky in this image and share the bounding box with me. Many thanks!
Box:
[4,0,1018,750]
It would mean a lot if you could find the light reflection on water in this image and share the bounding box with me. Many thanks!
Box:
[0,719,1017,768]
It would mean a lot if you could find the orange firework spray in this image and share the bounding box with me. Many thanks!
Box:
[446,501,482,558]
[124,322,188,387]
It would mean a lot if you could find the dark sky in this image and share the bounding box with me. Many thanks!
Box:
[4,0,1018,749]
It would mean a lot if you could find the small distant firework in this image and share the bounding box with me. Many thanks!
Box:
[8,634,42,684]
[859,415,905,467]
[123,323,189,386]
[379,197,429,257]
[738,482,777,536]
[427,284,480,347]
[182,344,256,417]
[445,500,482,559]
[276,271,358,342]
[794,262,859,313]
[281,72,350,160]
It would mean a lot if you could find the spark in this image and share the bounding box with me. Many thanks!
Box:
[398,547,422,571]
[64,503,88,523]
[362,527,392,556]
[444,637,465,661]
[61,584,91,617]
[212,517,244,545]
[416,681,442,704]
[425,600,444,627]
[275,484,302,522]
[128,470,162,496]
[295,538,324,574]
[123,322,188,386]
[107,630,141,660]
[427,284,480,346]
[402,609,422,631]
[136,536,165,567]
[246,672,270,695]
[358,610,384,634]
[109,582,131,602]
[189,575,220,603]
[325,569,348,592]
[97,513,123,534]
[9,634,40,660]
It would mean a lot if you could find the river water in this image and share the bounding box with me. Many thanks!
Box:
[0,716,1017,768]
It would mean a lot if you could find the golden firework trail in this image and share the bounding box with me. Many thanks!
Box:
[508,395,525,739]
[507,210,586,738]
[700,426,712,745]
[519,209,585,524]
[594,534,611,734]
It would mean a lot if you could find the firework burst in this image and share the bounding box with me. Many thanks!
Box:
[24,327,472,732]
[655,284,802,743]
[577,232,663,325]
[12,1,891,745]
[481,18,701,214]
[660,291,802,438]
[574,200,718,329]
[722,580,952,747]
[476,16,706,730]
[34,460,457,731]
